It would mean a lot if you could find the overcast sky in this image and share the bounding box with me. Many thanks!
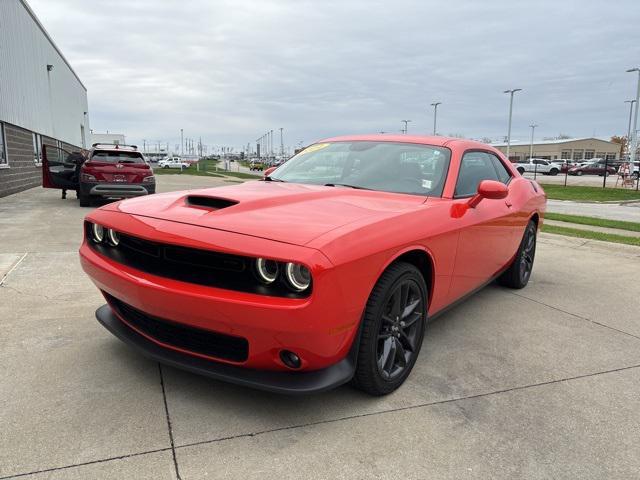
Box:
[29,0,640,151]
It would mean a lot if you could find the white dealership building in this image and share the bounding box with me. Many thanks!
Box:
[0,0,89,197]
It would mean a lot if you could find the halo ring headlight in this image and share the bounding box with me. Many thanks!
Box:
[285,263,311,291]
[256,258,279,284]
[106,229,120,246]
[91,223,104,243]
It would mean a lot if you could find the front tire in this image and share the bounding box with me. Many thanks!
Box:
[498,220,537,289]
[352,262,427,396]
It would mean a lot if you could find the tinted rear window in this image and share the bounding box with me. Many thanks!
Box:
[91,150,145,163]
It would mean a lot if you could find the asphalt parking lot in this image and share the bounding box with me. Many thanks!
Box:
[1,176,640,479]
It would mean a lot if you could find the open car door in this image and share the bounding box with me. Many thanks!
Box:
[42,144,79,191]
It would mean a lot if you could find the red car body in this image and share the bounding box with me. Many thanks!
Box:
[80,135,546,394]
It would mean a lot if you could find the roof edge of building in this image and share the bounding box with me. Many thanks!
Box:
[18,0,87,91]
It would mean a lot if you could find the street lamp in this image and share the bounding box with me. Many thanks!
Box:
[180,129,183,155]
[430,102,441,135]
[401,120,411,134]
[627,68,640,167]
[624,99,637,158]
[504,88,522,160]
[529,124,538,179]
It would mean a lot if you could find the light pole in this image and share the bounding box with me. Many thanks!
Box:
[180,129,183,155]
[529,124,538,179]
[430,102,441,135]
[401,120,411,134]
[627,68,640,168]
[504,88,522,160]
[624,99,637,158]
[279,127,284,157]
[528,124,537,161]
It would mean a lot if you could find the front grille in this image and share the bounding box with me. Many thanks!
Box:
[106,293,249,362]
[86,222,310,298]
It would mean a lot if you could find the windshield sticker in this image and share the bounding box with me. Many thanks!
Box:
[300,143,330,155]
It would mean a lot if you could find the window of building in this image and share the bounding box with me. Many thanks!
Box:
[32,133,43,166]
[596,152,605,159]
[0,123,8,167]
[605,153,616,161]
[572,149,584,160]
[584,150,595,160]
[561,150,571,159]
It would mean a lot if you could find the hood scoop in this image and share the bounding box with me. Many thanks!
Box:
[185,195,238,210]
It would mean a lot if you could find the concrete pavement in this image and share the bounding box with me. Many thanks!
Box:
[1,176,639,479]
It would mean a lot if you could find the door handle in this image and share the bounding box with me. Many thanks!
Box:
[505,200,513,208]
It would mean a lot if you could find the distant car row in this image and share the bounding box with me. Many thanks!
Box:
[514,158,639,177]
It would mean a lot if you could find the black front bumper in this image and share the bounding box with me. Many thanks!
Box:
[80,182,155,198]
[96,304,357,395]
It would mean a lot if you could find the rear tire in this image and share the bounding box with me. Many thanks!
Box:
[517,167,525,174]
[498,220,537,289]
[352,262,427,396]
[550,168,559,176]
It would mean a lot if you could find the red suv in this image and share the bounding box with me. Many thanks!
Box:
[43,143,155,206]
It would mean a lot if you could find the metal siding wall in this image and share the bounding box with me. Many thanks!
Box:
[0,0,89,146]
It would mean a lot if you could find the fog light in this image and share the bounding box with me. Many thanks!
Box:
[256,258,279,284]
[106,229,120,246]
[280,350,301,369]
[285,263,311,291]
[91,223,104,243]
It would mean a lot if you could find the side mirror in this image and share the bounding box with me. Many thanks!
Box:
[263,166,277,177]
[467,180,508,208]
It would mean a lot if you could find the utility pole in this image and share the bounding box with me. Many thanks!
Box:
[279,127,284,157]
[430,102,441,135]
[180,129,183,155]
[504,88,523,160]
[401,119,411,134]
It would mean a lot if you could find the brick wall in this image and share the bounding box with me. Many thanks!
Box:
[0,124,40,197]
[0,123,80,198]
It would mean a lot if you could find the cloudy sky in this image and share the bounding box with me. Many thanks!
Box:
[29,0,640,151]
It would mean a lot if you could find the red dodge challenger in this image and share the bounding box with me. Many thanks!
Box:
[80,135,546,395]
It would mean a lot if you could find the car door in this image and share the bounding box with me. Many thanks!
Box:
[42,144,79,190]
[448,151,519,299]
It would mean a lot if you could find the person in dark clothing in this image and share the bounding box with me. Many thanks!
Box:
[61,151,86,199]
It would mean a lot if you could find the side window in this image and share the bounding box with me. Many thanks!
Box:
[454,151,500,197]
[488,153,512,184]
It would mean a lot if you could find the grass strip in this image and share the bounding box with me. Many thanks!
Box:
[545,213,640,232]
[539,184,640,202]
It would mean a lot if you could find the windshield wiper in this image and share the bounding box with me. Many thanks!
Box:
[263,176,285,182]
[324,183,370,190]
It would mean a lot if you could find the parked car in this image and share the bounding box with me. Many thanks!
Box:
[568,162,617,176]
[514,159,560,176]
[42,143,155,207]
[249,161,264,171]
[158,158,190,169]
[81,135,546,395]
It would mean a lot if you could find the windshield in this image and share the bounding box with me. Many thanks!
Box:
[270,141,451,196]
[90,150,145,164]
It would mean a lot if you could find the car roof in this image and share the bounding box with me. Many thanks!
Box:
[316,134,499,152]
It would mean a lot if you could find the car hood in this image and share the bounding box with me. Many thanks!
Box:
[104,181,428,246]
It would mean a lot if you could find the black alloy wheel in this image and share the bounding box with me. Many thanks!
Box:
[353,262,427,395]
[377,280,423,380]
[498,220,537,289]
[519,222,536,285]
